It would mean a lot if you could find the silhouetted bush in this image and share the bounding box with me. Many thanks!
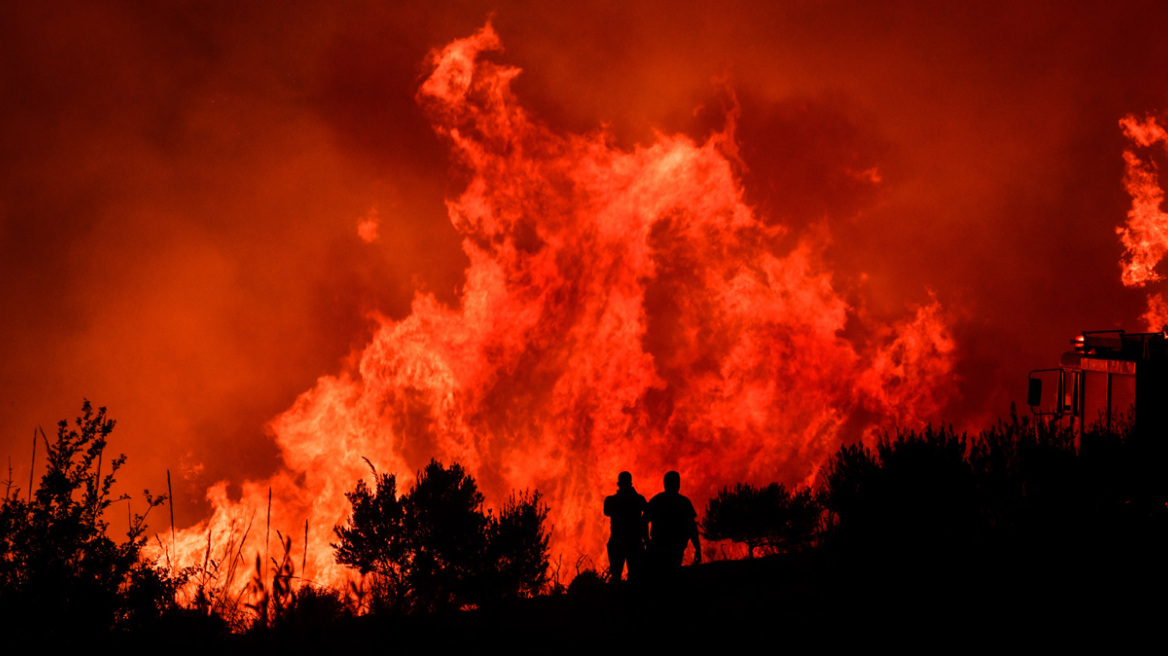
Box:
[484,490,550,599]
[702,482,821,557]
[402,459,490,611]
[333,462,409,613]
[969,413,1082,542]
[566,567,605,595]
[819,441,878,539]
[820,410,1168,560]
[877,425,977,547]
[821,425,978,551]
[0,401,178,634]
[333,458,549,614]
[285,584,351,630]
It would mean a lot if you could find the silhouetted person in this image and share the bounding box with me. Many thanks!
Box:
[645,471,701,572]
[604,471,647,582]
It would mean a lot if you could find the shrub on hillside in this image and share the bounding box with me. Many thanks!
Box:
[333,459,549,613]
[0,401,178,634]
[701,482,820,558]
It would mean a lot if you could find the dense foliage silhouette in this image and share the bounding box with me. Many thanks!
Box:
[701,482,820,558]
[4,401,1166,646]
[484,490,550,599]
[818,410,1168,562]
[0,401,176,634]
[333,458,549,614]
[333,462,409,612]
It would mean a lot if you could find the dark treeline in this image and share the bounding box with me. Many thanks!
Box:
[0,402,551,644]
[819,409,1168,559]
[703,408,1168,562]
[3,402,1168,646]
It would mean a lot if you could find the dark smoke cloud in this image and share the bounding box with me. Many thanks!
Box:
[3,0,1167,527]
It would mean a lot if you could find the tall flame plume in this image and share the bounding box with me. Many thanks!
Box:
[1117,113,1168,330]
[157,25,956,595]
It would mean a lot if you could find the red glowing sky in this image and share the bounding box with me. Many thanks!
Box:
[3,1,1168,533]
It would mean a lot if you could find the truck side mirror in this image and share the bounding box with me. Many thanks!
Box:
[1027,378,1042,407]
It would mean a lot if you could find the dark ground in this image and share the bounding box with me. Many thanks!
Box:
[145,539,1165,653]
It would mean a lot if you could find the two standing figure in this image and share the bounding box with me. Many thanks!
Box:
[604,470,701,582]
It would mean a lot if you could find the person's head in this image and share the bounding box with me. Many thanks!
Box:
[617,471,632,489]
[663,470,680,493]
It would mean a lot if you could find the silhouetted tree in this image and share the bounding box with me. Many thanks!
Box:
[702,483,778,558]
[332,461,408,612]
[402,459,489,611]
[484,490,550,599]
[875,425,976,547]
[0,401,176,634]
[784,486,823,551]
[702,482,821,558]
[968,411,1110,548]
[822,426,979,551]
[333,458,550,614]
[820,442,879,535]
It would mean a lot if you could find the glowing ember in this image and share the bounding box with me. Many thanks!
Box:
[158,25,956,594]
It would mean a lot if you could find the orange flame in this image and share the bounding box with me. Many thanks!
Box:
[156,25,956,596]
[1116,113,1168,330]
[1117,114,1168,332]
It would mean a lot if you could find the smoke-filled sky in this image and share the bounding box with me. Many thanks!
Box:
[4,1,1168,534]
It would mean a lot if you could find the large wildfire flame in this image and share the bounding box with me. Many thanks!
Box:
[1117,113,1168,330]
[159,26,955,593]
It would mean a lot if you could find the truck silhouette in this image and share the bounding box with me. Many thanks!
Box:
[1028,329,1168,435]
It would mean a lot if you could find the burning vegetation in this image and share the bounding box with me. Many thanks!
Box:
[156,24,956,594]
[6,2,1168,639]
[8,396,1168,641]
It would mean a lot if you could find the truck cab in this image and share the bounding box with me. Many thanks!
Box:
[1028,329,1168,435]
